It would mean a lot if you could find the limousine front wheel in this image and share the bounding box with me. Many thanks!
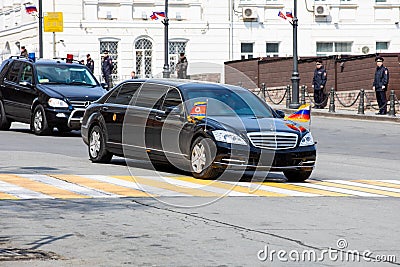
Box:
[190,136,219,179]
[89,125,113,163]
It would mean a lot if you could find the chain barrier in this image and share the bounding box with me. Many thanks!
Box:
[334,91,361,108]
[364,93,387,111]
[305,90,329,106]
[264,87,287,105]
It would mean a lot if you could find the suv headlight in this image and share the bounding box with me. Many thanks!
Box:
[300,132,314,146]
[48,98,69,108]
[212,130,247,145]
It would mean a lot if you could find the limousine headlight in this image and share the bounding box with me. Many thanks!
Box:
[213,130,247,145]
[300,132,314,147]
[48,98,69,108]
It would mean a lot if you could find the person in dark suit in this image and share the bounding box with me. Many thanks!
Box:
[86,54,94,73]
[312,60,327,109]
[101,50,113,89]
[373,56,389,115]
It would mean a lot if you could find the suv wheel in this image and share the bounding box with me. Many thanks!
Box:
[0,100,11,130]
[190,136,220,179]
[283,170,312,182]
[31,105,52,135]
[89,125,113,163]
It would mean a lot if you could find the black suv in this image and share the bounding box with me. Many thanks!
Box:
[0,56,106,135]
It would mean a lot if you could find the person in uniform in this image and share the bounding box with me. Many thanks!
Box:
[372,56,389,115]
[312,60,327,109]
[101,50,113,89]
[86,54,94,73]
[176,53,188,79]
[20,46,28,57]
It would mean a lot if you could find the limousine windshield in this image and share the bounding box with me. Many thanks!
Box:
[184,88,274,118]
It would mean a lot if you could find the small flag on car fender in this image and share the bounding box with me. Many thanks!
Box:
[188,101,207,121]
[284,104,311,122]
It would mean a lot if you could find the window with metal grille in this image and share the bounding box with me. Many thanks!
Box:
[169,41,187,73]
[241,43,253,60]
[100,41,118,77]
[135,38,153,78]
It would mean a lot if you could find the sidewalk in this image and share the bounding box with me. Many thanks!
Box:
[270,104,400,123]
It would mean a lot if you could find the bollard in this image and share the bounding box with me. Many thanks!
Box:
[286,85,291,108]
[328,87,336,113]
[388,90,396,116]
[357,89,365,115]
[300,85,306,105]
[261,83,266,101]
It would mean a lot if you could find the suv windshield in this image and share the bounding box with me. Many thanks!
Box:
[184,88,274,118]
[36,64,98,86]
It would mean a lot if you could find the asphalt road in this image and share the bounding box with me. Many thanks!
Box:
[0,118,399,266]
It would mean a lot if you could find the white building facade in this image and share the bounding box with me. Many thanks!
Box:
[1,0,400,83]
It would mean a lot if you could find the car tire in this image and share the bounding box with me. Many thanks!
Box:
[31,105,52,135]
[88,125,113,163]
[283,170,312,182]
[190,136,220,179]
[0,100,11,130]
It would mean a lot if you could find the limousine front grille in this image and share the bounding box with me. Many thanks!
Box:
[247,132,298,150]
[70,100,92,109]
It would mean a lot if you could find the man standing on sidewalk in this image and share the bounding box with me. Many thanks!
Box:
[373,56,389,115]
[101,50,113,89]
[312,60,327,109]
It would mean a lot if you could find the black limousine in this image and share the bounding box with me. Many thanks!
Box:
[81,79,316,182]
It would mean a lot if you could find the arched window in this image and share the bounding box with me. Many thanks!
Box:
[135,38,153,78]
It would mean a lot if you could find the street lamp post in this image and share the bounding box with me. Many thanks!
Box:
[289,0,300,109]
[162,0,170,78]
[38,0,43,58]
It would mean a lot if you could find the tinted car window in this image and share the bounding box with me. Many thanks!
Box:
[134,83,169,109]
[185,88,274,118]
[6,61,22,83]
[20,63,33,84]
[115,83,141,105]
[162,89,183,111]
[36,64,97,86]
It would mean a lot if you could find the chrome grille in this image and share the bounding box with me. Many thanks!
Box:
[70,100,91,109]
[247,132,298,150]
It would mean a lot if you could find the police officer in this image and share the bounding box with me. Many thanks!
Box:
[101,50,113,89]
[312,60,327,109]
[86,54,94,73]
[373,56,389,115]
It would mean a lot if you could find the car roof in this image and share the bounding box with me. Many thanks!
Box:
[124,78,244,92]
[4,57,84,67]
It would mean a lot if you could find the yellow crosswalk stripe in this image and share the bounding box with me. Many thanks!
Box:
[260,182,350,197]
[356,180,400,190]
[171,176,288,197]
[0,174,87,199]
[112,176,222,197]
[309,180,400,197]
[50,175,151,197]
[0,191,19,200]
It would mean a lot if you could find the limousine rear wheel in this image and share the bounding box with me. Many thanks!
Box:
[190,136,219,179]
[283,170,312,182]
[89,125,113,163]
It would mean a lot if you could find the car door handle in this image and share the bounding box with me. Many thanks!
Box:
[155,115,163,121]
[101,106,109,111]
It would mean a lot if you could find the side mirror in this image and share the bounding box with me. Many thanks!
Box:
[276,110,285,118]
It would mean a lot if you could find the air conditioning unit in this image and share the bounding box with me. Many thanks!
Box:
[361,46,370,54]
[242,7,258,20]
[314,5,329,17]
